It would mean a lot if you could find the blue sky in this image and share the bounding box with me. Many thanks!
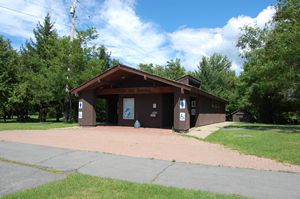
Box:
[0,0,278,75]
[136,0,277,31]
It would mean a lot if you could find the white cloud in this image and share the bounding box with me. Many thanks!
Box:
[0,0,71,49]
[86,0,169,66]
[0,0,275,75]
[168,6,275,75]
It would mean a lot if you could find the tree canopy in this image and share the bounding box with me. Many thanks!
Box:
[0,13,119,122]
[0,36,18,122]
[236,0,299,123]
[138,58,186,80]
[193,53,237,119]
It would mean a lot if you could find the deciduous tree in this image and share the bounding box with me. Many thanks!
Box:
[236,0,299,123]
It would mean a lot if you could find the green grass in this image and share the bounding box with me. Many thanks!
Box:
[0,116,78,131]
[2,173,246,199]
[205,123,300,165]
[225,122,300,129]
[181,134,203,141]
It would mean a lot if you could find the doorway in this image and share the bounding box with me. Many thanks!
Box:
[105,95,119,124]
[190,97,196,127]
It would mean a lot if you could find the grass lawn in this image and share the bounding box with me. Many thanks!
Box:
[2,173,246,199]
[225,122,300,129]
[0,116,78,131]
[205,122,300,165]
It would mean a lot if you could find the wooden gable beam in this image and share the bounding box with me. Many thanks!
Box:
[97,86,174,95]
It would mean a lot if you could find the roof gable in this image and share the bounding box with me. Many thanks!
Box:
[176,75,201,88]
[71,64,191,94]
[71,64,229,104]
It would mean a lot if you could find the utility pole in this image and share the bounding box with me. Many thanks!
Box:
[70,0,77,42]
[63,0,77,123]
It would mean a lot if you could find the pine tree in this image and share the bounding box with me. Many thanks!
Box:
[166,58,186,80]
[21,12,60,122]
[195,53,233,98]
[0,36,18,122]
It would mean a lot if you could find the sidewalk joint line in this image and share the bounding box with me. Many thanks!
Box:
[74,158,101,173]
[150,162,175,184]
[37,150,77,164]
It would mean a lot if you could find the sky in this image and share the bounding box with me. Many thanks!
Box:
[0,0,278,75]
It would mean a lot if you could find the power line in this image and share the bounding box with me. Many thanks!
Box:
[0,5,72,28]
[23,0,73,24]
[23,0,68,16]
[20,0,166,66]
[77,1,166,66]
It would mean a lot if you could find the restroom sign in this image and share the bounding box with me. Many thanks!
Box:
[180,100,185,109]
[79,102,83,109]
[180,112,185,121]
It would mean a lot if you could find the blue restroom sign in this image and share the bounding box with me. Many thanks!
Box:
[180,100,185,109]
[79,102,83,109]
[180,112,185,121]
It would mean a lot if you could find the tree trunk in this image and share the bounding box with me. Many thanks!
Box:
[63,96,69,123]
[69,94,72,122]
[7,109,12,119]
[39,106,43,122]
[56,110,60,122]
[43,108,47,122]
[3,106,6,123]
[19,108,24,122]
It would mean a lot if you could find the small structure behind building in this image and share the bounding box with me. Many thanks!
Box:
[232,111,252,122]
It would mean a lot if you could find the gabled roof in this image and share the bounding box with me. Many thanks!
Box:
[71,64,229,103]
[176,75,201,88]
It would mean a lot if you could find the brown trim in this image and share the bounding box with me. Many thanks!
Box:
[97,86,174,95]
[71,66,120,94]
[70,64,229,104]
[117,65,191,91]
[70,64,191,95]
[176,75,201,86]
[190,87,229,104]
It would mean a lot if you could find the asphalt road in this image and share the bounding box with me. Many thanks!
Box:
[1,141,299,198]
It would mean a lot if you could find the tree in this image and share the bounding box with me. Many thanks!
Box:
[137,63,168,77]
[137,63,154,74]
[194,53,237,119]
[138,58,186,80]
[0,36,18,122]
[65,28,118,122]
[236,0,300,123]
[194,53,235,99]
[24,12,60,122]
[165,58,186,80]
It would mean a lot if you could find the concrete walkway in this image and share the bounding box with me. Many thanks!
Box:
[186,122,233,139]
[1,141,299,199]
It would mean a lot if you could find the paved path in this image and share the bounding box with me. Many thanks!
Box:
[0,141,299,199]
[1,124,299,173]
[0,161,66,197]
[187,122,233,139]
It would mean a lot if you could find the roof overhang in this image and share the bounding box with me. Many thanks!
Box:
[71,64,229,104]
[71,64,191,95]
